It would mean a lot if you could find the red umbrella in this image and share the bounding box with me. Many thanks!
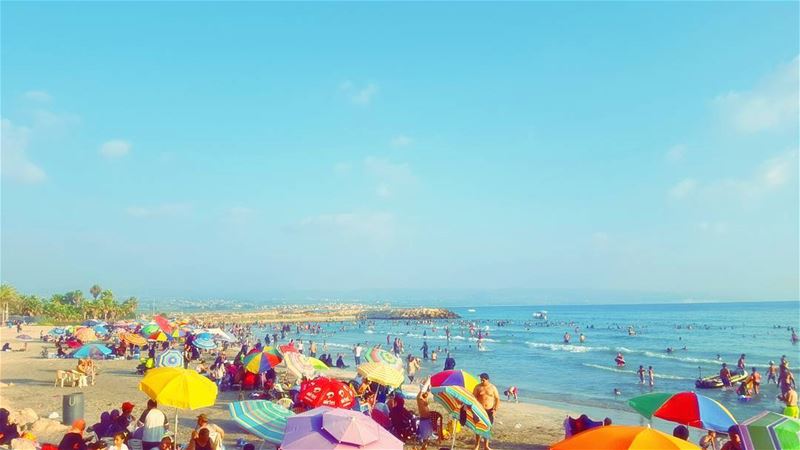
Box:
[279,343,297,354]
[298,377,356,410]
[154,315,173,334]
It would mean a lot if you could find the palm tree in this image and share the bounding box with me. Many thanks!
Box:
[99,289,116,320]
[90,284,102,301]
[121,297,139,319]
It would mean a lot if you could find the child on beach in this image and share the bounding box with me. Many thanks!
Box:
[504,386,518,402]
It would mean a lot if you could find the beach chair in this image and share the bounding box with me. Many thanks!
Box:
[54,370,74,387]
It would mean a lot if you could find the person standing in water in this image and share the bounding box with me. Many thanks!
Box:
[648,366,655,387]
[563,332,571,344]
[767,361,778,384]
[637,365,645,384]
[737,354,746,375]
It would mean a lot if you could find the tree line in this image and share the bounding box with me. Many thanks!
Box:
[0,283,139,322]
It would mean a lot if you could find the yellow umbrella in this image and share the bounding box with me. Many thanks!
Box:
[74,327,97,342]
[138,367,218,442]
[357,362,405,388]
[121,332,147,347]
[307,357,330,371]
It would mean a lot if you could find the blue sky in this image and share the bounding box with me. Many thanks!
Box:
[1,2,798,302]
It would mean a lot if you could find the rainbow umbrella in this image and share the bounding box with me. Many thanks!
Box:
[283,351,315,378]
[156,349,184,368]
[244,347,283,374]
[431,385,492,438]
[229,400,293,444]
[550,425,701,450]
[363,348,404,371]
[739,411,800,450]
[430,370,479,393]
[629,392,737,433]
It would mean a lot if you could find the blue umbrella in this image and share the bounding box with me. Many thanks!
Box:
[93,325,108,334]
[192,337,216,350]
[71,343,112,359]
[49,328,66,336]
[156,349,184,368]
[229,401,293,444]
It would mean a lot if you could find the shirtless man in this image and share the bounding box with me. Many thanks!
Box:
[473,373,499,450]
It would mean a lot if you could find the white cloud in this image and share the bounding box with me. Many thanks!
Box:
[714,56,799,133]
[364,156,416,198]
[391,135,413,148]
[333,162,352,175]
[669,178,697,199]
[24,90,51,102]
[126,203,190,218]
[340,81,379,106]
[99,140,131,158]
[665,144,686,163]
[1,118,46,184]
[294,212,396,241]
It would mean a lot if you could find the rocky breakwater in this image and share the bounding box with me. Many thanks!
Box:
[359,307,459,320]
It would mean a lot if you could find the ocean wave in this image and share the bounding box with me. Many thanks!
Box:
[404,333,497,343]
[581,363,693,380]
[526,341,609,353]
[641,351,723,365]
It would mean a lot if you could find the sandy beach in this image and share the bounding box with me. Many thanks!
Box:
[0,326,571,450]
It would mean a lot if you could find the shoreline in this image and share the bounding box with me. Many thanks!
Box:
[0,326,565,450]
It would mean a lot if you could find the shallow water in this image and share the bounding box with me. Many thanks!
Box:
[254,301,799,422]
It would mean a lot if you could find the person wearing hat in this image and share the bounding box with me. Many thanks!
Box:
[473,373,499,450]
[195,414,224,448]
[116,402,135,433]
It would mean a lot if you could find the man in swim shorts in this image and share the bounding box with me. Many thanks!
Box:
[473,373,499,450]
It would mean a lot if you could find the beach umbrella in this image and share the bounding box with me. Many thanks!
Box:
[550,425,701,450]
[628,392,737,433]
[71,343,111,359]
[362,348,404,371]
[738,411,800,450]
[430,370,479,392]
[192,336,216,350]
[280,406,403,450]
[199,328,238,343]
[49,328,66,336]
[244,347,283,374]
[15,334,34,342]
[279,343,297,354]
[357,363,404,388]
[284,351,316,378]
[431,385,492,439]
[228,400,293,445]
[298,377,357,410]
[65,338,82,349]
[156,349,184,368]
[121,332,148,347]
[138,367,218,443]
[147,330,174,342]
[307,357,329,371]
[74,327,97,342]
[141,324,160,337]
[93,325,108,334]
[154,315,173,334]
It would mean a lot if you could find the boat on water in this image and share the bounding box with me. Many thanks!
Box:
[695,372,749,389]
[533,311,548,320]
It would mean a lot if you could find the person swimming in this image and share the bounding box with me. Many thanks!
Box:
[615,353,625,367]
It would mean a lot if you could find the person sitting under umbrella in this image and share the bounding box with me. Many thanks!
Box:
[388,395,417,441]
[187,428,217,450]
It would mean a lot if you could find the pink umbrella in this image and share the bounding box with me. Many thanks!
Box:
[280,406,403,450]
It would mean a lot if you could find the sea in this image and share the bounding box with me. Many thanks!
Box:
[253,301,799,424]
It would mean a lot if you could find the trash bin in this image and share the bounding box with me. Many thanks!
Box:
[62,392,84,425]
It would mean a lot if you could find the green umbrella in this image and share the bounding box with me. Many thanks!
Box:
[627,392,672,418]
[739,411,800,450]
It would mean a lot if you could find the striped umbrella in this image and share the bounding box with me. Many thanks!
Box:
[283,351,315,378]
[74,327,97,343]
[156,349,184,368]
[739,411,800,450]
[244,347,283,374]
[431,385,492,438]
[363,348,404,371]
[121,332,148,347]
[430,370,479,392]
[192,337,216,350]
[357,363,404,388]
[229,400,293,444]
[629,392,737,433]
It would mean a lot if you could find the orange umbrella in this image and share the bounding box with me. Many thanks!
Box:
[74,327,97,342]
[550,425,701,450]
[121,332,148,347]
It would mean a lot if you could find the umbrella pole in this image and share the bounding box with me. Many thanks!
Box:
[451,423,456,450]
[175,408,179,445]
